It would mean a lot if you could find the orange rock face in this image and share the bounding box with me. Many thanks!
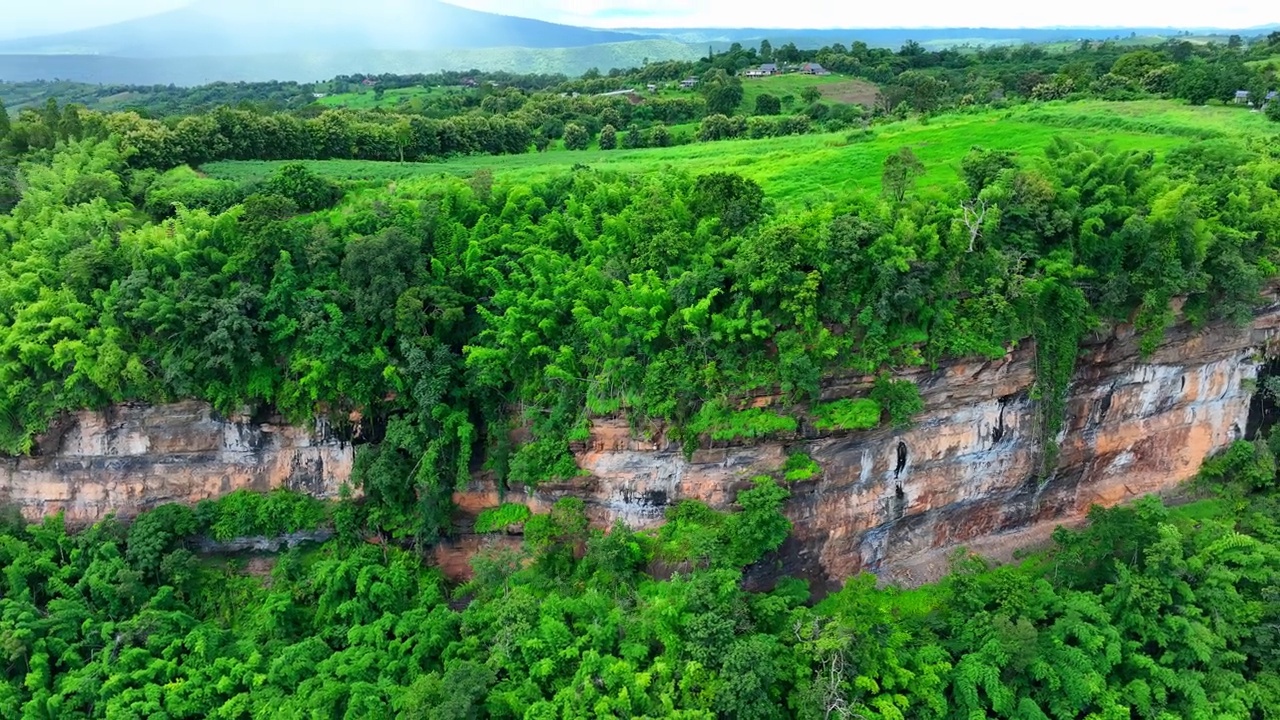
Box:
[456,297,1280,589]
[3,297,1278,590]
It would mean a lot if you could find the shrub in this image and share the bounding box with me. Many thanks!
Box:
[143,166,244,219]
[782,453,820,482]
[598,124,617,150]
[754,93,781,116]
[688,403,798,442]
[475,503,533,533]
[562,123,590,150]
[812,398,882,431]
[871,376,925,429]
[263,162,343,212]
[509,437,583,486]
[647,124,671,148]
[1200,439,1276,490]
[202,489,329,541]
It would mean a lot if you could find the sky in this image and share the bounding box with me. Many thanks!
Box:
[0,0,1275,40]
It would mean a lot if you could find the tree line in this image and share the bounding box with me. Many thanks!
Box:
[2,31,1277,183]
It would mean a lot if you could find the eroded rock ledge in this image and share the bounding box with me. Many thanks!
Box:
[3,293,1278,590]
[0,401,352,523]
[451,294,1280,589]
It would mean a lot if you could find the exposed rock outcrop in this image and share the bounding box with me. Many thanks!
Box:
[453,293,1280,590]
[0,401,352,524]
[3,294,1278,591]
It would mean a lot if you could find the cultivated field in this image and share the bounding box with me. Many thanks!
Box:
[203,100,1263,206]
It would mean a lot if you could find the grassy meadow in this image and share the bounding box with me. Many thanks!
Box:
[204,99,1261,205]
[314,85,457,111]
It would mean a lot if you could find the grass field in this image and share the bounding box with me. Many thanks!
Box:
[203,100,1261,206]
[1244,54,1280,70]
[1019,98,1279,138]
[315,86,457,111]
[736,73,879,110]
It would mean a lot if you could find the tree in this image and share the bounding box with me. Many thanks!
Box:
[801,86,823,104]
[755,93,781,116]
[700,69,745,115]
[881,146,924,203]
[264,162,342,212]
[647,124,671,148]
[598,124,617,150]
[0,99,10,139]
[698,114,734,142]
[562,122,590,150]
[759,39,773,62]
[1267,100,1280,123]
[622,127,645,149]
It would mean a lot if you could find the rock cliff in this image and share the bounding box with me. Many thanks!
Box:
[0,401,352,524]
[3,296,1277,590]
[453,293,1280,589]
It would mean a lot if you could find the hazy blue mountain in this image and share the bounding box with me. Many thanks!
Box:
[630,25,1279,49]
[0,40,703,85]
[0,0,651,57]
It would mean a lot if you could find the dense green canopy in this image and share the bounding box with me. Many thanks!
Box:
[0,440,1277,718]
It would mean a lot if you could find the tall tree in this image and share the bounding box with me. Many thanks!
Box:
[881,147,924,203]
[755,93,781,116]
[700,69,745,115]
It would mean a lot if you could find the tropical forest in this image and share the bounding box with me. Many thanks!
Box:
[0,14,1279,720]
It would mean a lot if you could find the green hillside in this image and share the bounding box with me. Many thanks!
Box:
[203,100,1243,204]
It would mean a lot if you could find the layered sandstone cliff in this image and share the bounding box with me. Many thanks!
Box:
[3,296,1277,590]
[0,401,352,524]
[453,293,1280,589]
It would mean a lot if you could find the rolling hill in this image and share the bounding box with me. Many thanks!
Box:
[0,0,695,84]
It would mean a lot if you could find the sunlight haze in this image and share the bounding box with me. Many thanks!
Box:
[1,0,1274,41]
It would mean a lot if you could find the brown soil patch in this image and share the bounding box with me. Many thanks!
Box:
[819,79,880,107]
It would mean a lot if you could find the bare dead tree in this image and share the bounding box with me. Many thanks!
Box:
[793,618,867,720]
[961,198,988,252]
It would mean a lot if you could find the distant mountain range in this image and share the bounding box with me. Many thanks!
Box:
[632,25,1280,48]
[0,0,1275,86]
[0,0,651,57]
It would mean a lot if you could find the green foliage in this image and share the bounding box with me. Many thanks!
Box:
[474,503,532,533]
[200,489,330,541]
[688,403,799,443]
[811,397,883,431]
[142,165,244,219]
[870,376,925,429]
[781,452,821,482]
[562,122,590,150]
[655,475,791,567]
[1199,439,1277,490]
[3,450,1277,719]
[598,123,617,150]
[881,146,924,203]
[262,162,343,212]
[700,69,745,115]
[754,93,782,116]
[509,437,583,486]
